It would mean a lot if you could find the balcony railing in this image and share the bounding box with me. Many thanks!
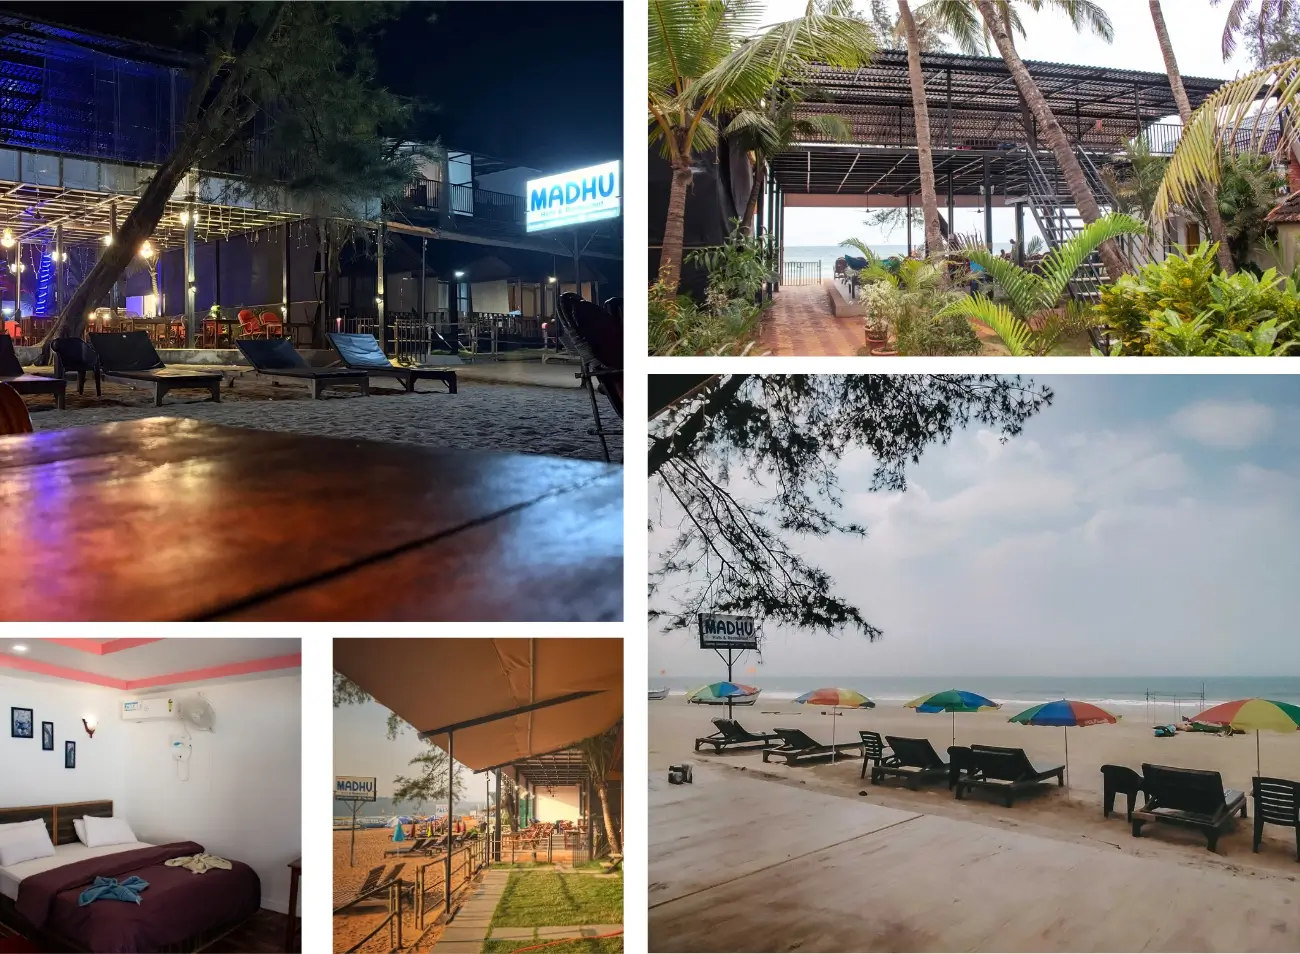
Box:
[400,178,527,229]
[1136,121,1284,157]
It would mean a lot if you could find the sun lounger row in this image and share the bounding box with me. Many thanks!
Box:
[0,331,459,409]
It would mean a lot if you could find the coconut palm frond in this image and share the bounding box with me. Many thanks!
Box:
[939,294,1034,356]
[1210,0,1257,60]
[1036,214,1147,300]
[839,238,881,265]
[958,241,1050,316]
[1152,57,1300,221]
[915,0,988,55]
[796,112,853,142]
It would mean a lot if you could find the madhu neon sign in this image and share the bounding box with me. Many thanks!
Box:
[526,160,621,232]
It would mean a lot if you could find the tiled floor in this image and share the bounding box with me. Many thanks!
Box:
[759,283,865,356]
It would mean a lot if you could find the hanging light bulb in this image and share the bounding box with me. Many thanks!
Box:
[1,229,13,249]
[139,240,154,259]
[102,234,113,246]
[179,211,189,225]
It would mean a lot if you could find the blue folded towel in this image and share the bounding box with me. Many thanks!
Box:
[79,875,149,906]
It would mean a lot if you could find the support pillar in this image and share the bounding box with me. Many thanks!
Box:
[419,236,427,326]
[445,731,453,917]
[983,156,993,250]
[53,225,63,318]
[1015,203,1025,266]
[14,241,20,321]
[754,162,765,242]
[281,222,290,343]
[906,195,914,256]
[184,199,197,345]
[109,203,119,321]
[493,768,501,862]
[947,172,955,245]
[376,221,387,354]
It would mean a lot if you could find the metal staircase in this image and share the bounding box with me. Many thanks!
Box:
[1018,146,1154,302]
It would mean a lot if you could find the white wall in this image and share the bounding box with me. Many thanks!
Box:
[0,674,124,809]
[115,674,301,915]
[471,279,510,314]
[535,786,581,822]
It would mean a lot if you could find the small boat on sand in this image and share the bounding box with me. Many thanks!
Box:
[648,687,670,700]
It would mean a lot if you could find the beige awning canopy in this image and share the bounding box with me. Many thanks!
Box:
[333,638,622,774]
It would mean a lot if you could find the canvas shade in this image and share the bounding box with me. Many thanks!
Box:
[333,638,622,774]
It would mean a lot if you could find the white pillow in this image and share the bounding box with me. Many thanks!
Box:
[0,819,47,845]
[0,830,55,867]
[81,815,136,849]
[73,818,86,845]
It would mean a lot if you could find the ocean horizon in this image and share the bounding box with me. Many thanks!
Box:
[784,243,1017,273]
[648,674,1300,715]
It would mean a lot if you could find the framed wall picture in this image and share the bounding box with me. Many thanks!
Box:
[65,740,76,769]
[10,707,33,738]
[41,721,53,750]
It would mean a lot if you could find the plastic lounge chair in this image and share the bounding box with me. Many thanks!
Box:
[1131,763,1247,852]
[236,338,368,400]
[384,837,431,857]
[761,728,863,766]
[0,382,32,434]
[328,332,458,394]
[51,337,102,397]
[1252,777,1300,861]
[89,331,221,407]
[694,718,781,753]
[555,292,622,462]
[872,736,950,789]
[955,745,1066,806]
[0,334,65,409]
[1102,764,1145,821]
[859,731,891,779]
[947,745,977,790]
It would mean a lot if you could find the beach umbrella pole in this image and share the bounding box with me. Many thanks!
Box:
[952,711,956,747]
[831,705,837,763]
[1257,729,1261,779]
[1064,727,1070,801]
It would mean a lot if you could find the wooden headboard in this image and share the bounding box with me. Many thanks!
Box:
[0,801,113,845]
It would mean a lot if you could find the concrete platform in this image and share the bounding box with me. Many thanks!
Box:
[650,767,1300,952]
[825,278,865,318]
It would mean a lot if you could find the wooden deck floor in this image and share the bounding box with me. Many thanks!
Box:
[650,766,1299,952]
[759,284,864,356]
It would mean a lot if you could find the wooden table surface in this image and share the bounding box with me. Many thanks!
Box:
[0,417,623,621]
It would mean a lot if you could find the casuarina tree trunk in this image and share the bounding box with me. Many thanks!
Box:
[658,139,694,293]
[39,141,200,360]
[1149,0,1235,274]
[975,0,1130,281]
[594,781,622,857]
[899,1,944,262]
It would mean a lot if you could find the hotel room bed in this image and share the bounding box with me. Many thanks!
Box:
[0,801,260,954]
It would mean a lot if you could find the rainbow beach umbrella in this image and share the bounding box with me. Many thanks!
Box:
[1192,699,1300,777]
[905,689,1001,745]
[686,682,759,703]
[1009,700,1120,796]
[794,688,875,763]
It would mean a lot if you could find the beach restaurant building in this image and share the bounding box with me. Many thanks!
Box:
[0,13,622,361]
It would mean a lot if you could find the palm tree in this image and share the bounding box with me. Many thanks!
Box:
[579,724,622,857]
[1153,58,1300,223]
[899,1,946,259]
[1149,1,1236,273]
[1211,0,1294,61]
[919,1,1130,280]
[727,91,853,236]
[940,213,1147,354]
[649,0,875,294]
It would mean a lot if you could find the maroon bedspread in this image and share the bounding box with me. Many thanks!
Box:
[15,841,261,953]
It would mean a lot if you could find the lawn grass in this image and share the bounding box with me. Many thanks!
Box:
[482,939,623,954]
[489,870,623,928]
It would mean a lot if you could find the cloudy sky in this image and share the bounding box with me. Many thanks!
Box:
[759,0,1257,246]
[649,376,1300,678]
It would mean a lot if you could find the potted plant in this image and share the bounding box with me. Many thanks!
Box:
[864,312,889,349]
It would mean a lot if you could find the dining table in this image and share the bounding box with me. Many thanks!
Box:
[0,417,623,620]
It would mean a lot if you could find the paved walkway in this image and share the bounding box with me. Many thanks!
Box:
[759,282,864,356]
[651,765,1300,952]
[431,867,623,954]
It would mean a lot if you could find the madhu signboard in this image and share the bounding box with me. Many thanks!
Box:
[334,776,377,802]
[526,160,621,232]
[698,613,758,650]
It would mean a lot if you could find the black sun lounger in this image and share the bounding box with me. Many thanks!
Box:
[761,728,863,766]
[328,332,458,393]
[1132,763,1247,852]
[89,331,221,406]
[237,338,368,399]
[873,736,950,788]
[0,334,65,409]
[384,837,432,857]
[694,718,781,753]
[955,745,1066,806]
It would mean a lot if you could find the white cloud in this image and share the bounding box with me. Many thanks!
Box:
[1171,399,1275,449]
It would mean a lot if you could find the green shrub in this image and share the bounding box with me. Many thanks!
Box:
[1096,242,1300,356]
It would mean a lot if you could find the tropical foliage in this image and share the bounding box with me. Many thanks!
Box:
[939,214,1147,355]
[1094,242,1300,356]
[857,256,981,355]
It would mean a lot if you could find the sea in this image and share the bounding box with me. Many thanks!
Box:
[785,243,1016,273]
[650,675,1300,719]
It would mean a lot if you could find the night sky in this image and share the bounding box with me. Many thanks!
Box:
[0,1,623,173]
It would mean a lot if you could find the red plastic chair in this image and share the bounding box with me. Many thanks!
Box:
[259,310,285,338]
[237,309,264,338]
[3,319,18,340]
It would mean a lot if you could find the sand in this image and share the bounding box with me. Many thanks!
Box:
[650,696,1300,871]
[22,371,622,463]
[333,827,483,954]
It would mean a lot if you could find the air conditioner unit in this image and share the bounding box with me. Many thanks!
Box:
[121,696,176,722]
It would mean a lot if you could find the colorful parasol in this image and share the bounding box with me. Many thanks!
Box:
[905,689,1001,745]
[1192,698,1300,777]
[686,682,759,703]
[794,688,875,763]
[1008,700,1120,796]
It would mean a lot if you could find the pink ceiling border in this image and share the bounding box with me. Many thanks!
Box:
[0,650,301,689]
[40,638,165,656]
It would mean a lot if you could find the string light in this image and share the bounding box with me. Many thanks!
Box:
[139,241,154,259]
[0,229,12,249]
